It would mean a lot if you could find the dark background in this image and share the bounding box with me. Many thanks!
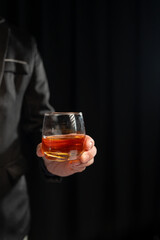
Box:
[1,0,160,239]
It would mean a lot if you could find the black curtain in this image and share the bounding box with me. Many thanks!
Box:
[1,0,160,239]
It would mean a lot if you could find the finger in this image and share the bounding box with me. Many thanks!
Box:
[70,165,86,172]
[83,158,94,167]
[77,166,86,172]
[80,146,97,164]
[83,135,95,151]
[36,143,44,157]
[78,158,94,168]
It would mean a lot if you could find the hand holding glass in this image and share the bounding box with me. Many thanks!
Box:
[42,112,86,162]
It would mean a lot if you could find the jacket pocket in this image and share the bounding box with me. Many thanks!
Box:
[4,59,28,75]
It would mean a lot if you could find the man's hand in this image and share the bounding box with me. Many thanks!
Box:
[36,135,97,177]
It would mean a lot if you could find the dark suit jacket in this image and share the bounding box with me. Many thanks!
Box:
[0,18,56,239]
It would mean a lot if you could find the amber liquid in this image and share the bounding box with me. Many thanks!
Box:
[42,134,85,161]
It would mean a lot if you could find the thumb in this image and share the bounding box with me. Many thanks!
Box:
[36,143,44,157]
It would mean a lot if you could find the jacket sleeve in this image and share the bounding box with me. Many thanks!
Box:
[21,39,52,143]
[20,39,61,182]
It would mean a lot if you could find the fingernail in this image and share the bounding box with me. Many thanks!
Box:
[88,140,93,149]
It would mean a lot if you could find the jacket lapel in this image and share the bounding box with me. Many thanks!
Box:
[0,20,10,86]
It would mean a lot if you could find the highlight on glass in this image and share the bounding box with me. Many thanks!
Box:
[42,112,86,162]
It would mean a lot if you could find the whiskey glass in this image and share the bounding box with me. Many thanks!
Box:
[42,112,86,162]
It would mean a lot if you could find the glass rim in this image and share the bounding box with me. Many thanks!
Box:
[44,111,83,116]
